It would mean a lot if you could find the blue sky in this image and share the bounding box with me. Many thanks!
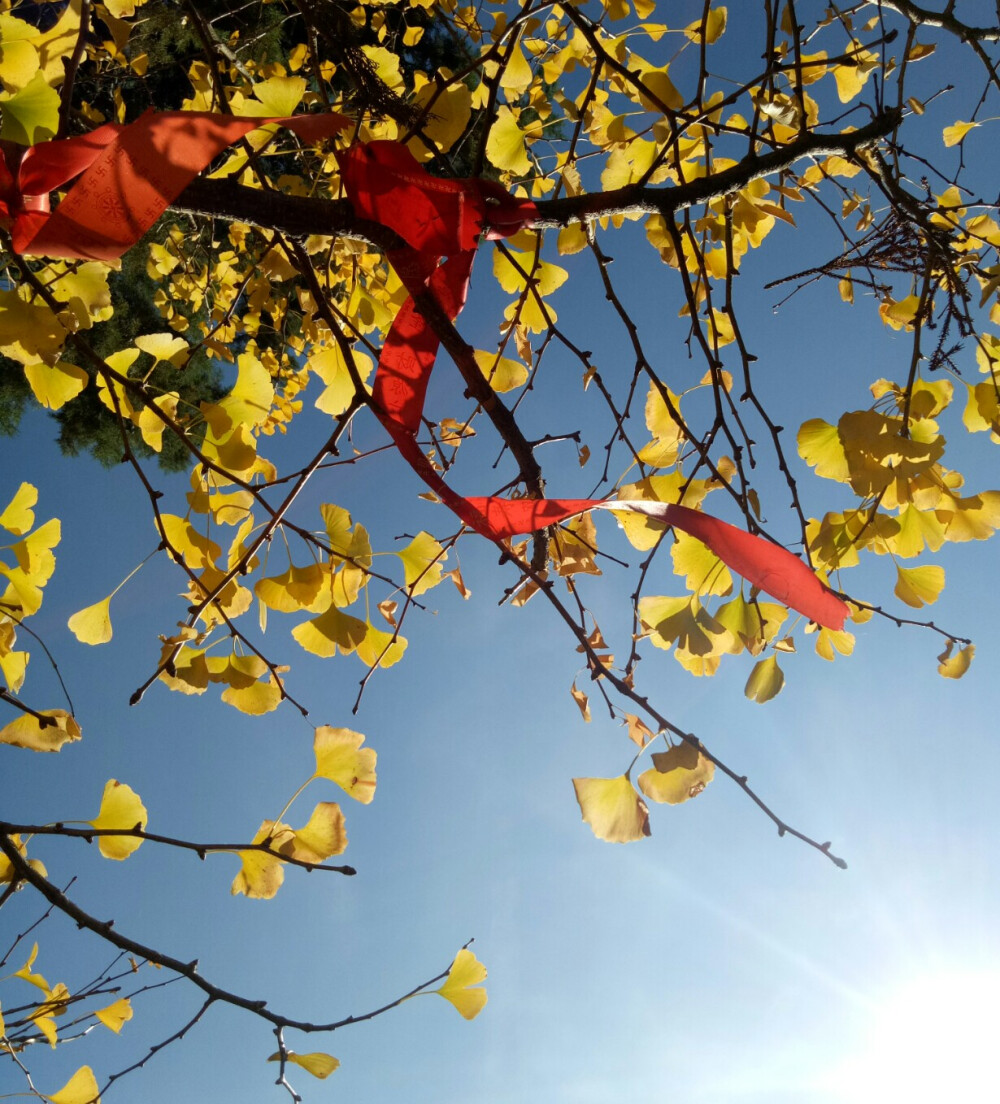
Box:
[4,3,1000,1102]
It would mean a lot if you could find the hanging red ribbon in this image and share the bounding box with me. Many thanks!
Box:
[2,113,848,630]
[337,143,848,630]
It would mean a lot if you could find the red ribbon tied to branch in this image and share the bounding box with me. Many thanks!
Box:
[0,109,349,261]
[338,143,848,630]
[1,111,847,629]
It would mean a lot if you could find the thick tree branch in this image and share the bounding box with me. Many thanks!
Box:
[171,110,901,243]
[870,0,1000,42]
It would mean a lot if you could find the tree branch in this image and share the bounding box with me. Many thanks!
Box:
[171,111,901,242]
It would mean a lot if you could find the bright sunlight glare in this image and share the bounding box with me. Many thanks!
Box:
[824,969,1000,1103]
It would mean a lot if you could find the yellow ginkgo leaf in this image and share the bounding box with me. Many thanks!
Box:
[137,393,179,453]
[0,482,37,534]
[91,780,147,859]
[670,530,733,597]
[0,71,60,144]
[292,606,367,658]
[23,361,89,410]
[937,641,974,679]
[638,743,716,804]
[32,1006,58,1046]
[355,622,407,669]
[684,6,727,44]
[231,821,293,899]
[15,943,50,993]
[797,418,851,482]
[473,349,529,393]
[572,775,651,843]
[313,727,377,803]
[133,332,190,366]
[894,564,945,608]
[68,596,113,645]
[397,531,446,596]
[95,997,133,1033]
[267,1051,340,1079]
[485,105,531,175]
[221,674,283,715]
[0,710,81,752]
[943,120,978,147]
[0,834,46,884]
[215,352,275,429]
[744,654,785,703]
[160,514,221,570]
[437,948,488,1020]
[285,802,347,863]
[47,1065,100,1104]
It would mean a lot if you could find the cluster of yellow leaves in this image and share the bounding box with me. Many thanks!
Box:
[0,484,82,750]
[0,941,133,1064]
[231,726,375,899]
[258,945,488,1084]
[795,377,999,677]
[573,739,716,843]
[0,0,82,143]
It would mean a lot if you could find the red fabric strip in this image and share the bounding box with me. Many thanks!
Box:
[2,111,846,629]
[5,110,349,260]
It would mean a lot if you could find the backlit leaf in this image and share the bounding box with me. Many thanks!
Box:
[137,393,179,452]
[671,530,733,597]
[47,1066,100,1104]
[160,515,221,569]
[292,606,367,657]
[894,564,945,608]
[744,655,785,703]
[231,821,292,899]
[572,775,650,843]
[437,948,488,1020]
[313,726,377,803]
[216,353,274,429]
[473,349,529,393]
[356,622,407,668]
[797,419,851,482]
[0,710,80,752]
[23,362,88,410]
[95,997,133,1033]
[486,105,531,175]
[0,482,36,534]
[14,943,49,992]
[0,71,59,144]
[90,780,147,860]
[68,596,113,645]
[134,332,190,366]
[397,531,446,595]
[684,6,727,44]
[937,641,974,679]
[637,742,715,803]
[943,120,977,147]
[813,626,855,661]
[285,802,347,863]
[267,1052,340,1079]
[221,674,283,715]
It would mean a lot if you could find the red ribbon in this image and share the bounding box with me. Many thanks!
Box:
[1,109,348,261]
[3,114,848,629]
[337,144,848,630]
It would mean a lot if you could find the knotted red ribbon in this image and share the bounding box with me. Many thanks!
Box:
[3,112,847,629]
